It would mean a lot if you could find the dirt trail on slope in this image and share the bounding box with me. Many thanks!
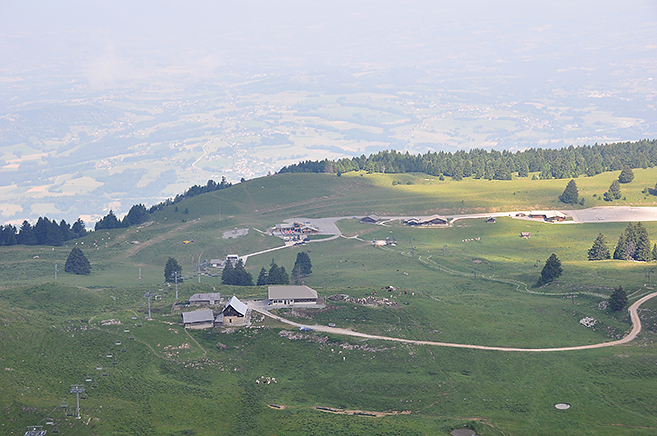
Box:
[126,220,196,257]
[250,292,657,352]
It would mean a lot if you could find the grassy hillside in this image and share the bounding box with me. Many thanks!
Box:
[2,170,657,435]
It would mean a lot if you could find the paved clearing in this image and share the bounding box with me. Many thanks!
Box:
[249,292,657,352]
[565,206,657,223]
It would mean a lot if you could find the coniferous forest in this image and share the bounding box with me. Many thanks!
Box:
[279,139,657,179]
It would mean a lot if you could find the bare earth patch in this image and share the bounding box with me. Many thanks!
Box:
[315,406,411,417]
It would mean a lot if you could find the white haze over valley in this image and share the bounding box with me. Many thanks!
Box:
[1,0,656,224]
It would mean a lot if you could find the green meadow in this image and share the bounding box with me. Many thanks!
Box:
[1,170,657,435]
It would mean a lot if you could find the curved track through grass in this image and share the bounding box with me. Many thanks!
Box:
[250,292,657,352]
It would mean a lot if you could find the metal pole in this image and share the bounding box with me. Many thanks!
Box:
[69,385,84,419]
[147,296,151,320]
[175,273,178,300]
[139,267,141,279]
[55,264,57,279]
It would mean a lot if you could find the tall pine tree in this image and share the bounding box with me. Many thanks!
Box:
[165,257,183,283]
[618,166,635,183]
[539,253,563,285]
[65,247,91,275]
[559,179,578,204]
[608,286,628,312]
[257,267,268,286]
[588,234,610,260]
[635,222,651,261]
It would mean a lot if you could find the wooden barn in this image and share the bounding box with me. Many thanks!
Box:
[215,296,248,326]
[181,309,215,329]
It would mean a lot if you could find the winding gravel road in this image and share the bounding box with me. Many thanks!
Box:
[249,292,657,352]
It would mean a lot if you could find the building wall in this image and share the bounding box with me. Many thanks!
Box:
[223,315,246,326]
[184,321,214,330]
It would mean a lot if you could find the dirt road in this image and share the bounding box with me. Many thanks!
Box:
[249,292,657,352]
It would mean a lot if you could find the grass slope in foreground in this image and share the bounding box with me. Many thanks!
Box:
[1,170,657,435]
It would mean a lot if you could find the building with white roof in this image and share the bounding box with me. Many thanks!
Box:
[215,296,249,326]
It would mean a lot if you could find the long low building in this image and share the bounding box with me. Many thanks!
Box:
[404,214,448,226]
[181,309,214,329]
[528,210,567,222]
[189,293,221,306]
[268,285,320,306]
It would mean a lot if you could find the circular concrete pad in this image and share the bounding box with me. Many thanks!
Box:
[555,403,571,410]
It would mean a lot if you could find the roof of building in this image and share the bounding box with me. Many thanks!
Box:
[275,223,295,229]
[404,215,447,225]
[181,309,214,324]
[529,210,566,218]
[361,214,381,222]
[189,293,221,303]
[268,285,318,300]
[423,214,448,223]
[224,295,248,316]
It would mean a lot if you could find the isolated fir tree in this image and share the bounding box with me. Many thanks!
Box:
[618,166,635,183]
[293,251,313,276]
[221,260,235,285]
[609,180,622,200]
[64,247,91,275]
[608,286,628,312]
[653,243,657,261]
[256,267,268,286]
[165,257,182,283]
[539,253,563,285]
[588,234,610,260]
[559,179,579,204]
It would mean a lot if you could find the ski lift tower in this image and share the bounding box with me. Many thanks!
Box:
[69,384,85,419]
[143,291,155,320]
[170,271,181,299]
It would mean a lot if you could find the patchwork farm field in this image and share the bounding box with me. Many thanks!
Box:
[2,170,657,435]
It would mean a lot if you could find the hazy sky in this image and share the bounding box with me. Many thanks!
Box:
[2,1,656,86]
[1,1,657,223]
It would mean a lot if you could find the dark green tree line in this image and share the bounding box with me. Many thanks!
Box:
[279,139,657,181]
